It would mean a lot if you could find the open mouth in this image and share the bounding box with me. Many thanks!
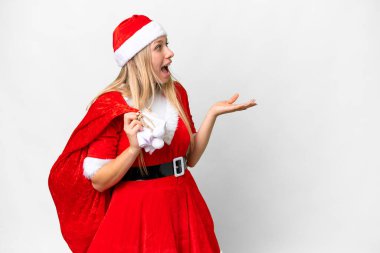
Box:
[161,62,171,74]
[161,65,169,73]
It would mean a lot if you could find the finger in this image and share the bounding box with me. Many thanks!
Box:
[238,103,256,110]
[229,103,254,112]
[129,120,143,129]
[124,112,139,124]
[124,112,137,120]
[126,123,143,135]
[227,93,239,104]
[236,100,257,108]
[125,120,142,132]
[245,99,257,106]
[131,123,143,133]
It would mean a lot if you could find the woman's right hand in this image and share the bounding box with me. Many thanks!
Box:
[123,112,144,152]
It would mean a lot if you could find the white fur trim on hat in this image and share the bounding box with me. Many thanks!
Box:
[114,21,166,67]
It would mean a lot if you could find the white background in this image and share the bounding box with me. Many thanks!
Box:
[1,0,379,252]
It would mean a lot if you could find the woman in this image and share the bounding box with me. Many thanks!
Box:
[48,14,256,253]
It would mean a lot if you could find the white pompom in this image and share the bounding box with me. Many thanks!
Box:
[152,138,164,149]
[152,121,165,137]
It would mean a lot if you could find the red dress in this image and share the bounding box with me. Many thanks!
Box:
[84,85,221,252]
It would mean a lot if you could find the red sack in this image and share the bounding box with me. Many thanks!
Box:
[48,91,138,253]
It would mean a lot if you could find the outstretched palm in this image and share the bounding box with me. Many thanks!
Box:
[211,93,257,117]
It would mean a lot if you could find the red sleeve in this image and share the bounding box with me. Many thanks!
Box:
[87,116,123,159]
[175,82,197,134]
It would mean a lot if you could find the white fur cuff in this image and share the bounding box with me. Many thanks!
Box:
[83,157,112,179]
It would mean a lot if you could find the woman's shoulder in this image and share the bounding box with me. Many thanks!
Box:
[173,81,185,92]
[90,91,124,107]
[97,91,124,102]
[173,81,190,99]
[85,91,129,117]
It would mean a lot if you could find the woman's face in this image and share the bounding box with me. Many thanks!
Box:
[150,35,174,83]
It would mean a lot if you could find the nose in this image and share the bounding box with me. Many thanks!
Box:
[166,47,174,59]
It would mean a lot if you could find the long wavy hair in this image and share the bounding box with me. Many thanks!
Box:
[87,45,194,175]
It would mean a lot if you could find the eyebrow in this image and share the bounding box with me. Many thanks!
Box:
[154,39,167,45]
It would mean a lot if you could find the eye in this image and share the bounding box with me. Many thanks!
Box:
[155,44,162,50]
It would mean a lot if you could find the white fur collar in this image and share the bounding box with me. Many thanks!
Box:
[163,96,179,144]
[123,93,178,146]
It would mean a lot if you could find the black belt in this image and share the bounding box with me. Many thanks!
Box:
[122,157,187,181]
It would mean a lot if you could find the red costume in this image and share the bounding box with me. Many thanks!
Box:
[48,82,221,252]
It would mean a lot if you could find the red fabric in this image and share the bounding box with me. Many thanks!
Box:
[48,82,219,253]
[87,116,123,159]
[113,15,152,51]
[177,83,197,135]
[87,82,197,167]
[48,91,138,253]
[87,170,220,253]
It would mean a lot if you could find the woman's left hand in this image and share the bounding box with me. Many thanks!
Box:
[210,93,257,117]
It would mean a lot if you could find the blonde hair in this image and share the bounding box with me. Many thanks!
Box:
[88,45,194,175]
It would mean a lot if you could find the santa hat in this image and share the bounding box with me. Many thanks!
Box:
[113,15,167,67]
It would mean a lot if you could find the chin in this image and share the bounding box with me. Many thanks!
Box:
[159,77,171,84]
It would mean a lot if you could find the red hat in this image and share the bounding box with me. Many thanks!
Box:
[113,15,167,67]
